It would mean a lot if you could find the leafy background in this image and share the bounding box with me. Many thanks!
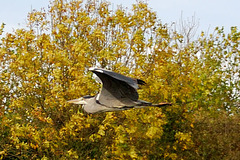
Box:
[0,0,239,159]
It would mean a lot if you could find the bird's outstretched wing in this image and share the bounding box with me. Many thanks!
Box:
[90,68,145,89]
[89,67,145,107]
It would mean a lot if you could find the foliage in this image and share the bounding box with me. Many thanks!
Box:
[0,0,239,159]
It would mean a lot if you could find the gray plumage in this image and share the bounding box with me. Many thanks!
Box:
[67,67,171,113]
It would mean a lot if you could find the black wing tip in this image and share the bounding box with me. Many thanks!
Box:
[89,67,147,86]
[137,79,146,85]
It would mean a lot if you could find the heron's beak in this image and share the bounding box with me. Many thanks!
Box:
[67,98,86,104]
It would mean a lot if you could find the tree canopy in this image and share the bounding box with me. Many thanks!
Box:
[0,0,239,159]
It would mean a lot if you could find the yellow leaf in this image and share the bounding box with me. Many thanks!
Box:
[146,126,159,139]
[190,123,194,128]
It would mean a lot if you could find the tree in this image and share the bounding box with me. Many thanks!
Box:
[0,0,239,159]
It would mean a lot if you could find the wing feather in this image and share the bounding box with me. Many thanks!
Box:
[90,68,141,107]
[90,68,145,89]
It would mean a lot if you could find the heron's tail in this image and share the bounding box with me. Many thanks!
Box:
[136,100,172,108]
[150,102,172,107]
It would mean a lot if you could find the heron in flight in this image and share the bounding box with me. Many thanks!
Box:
[68,67,171,113]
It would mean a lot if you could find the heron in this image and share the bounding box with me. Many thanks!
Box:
[67,67,171,113]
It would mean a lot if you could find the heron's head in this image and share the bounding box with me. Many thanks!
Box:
[67,95,94,105]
